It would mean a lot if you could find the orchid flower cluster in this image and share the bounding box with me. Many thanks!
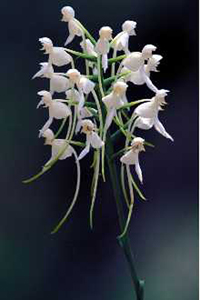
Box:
[24,6,173,237]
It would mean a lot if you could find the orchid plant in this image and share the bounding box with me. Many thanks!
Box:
[24,6,173,300]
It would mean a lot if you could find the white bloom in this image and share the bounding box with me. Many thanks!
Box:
[95,26,113,72]
[78,120,104,160]
[121,55,161,93]
[61,6,83,45]
[66,69,95,112]
[102,81,128,130]
[33,62,70,95]
[120,137,145,183]
[43,129,74,161]
[39,37,72,67]
[37,91,71,137]
[112,20,137,54]
[122,44,157,72]
[134,89,174,141]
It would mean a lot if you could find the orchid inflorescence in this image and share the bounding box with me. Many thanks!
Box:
[24,6,173,237]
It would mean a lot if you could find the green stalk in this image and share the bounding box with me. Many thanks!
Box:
[106,131,144,300]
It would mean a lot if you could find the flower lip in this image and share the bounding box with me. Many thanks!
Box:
[61,6,75,22]
[99,26,113,40]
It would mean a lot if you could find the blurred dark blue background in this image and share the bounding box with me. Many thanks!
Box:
[0,0,198,299]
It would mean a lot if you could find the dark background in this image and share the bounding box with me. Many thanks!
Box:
[0,0,198,299]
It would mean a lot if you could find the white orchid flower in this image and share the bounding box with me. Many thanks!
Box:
[42,129,74,161]
[37,90,71,137]
[102,81,128,130]
[33,62,70,95]
[112,20,137,54]
[61,6,83,46]
[66,69,95,113]
[120,137,145,183]
[134,89,174,141]
[78,120,104,160]
[95,26,113,72]
[121,54,162,92]
[39,37,72,67]
[122,44,157,72]
[121,45,159,93]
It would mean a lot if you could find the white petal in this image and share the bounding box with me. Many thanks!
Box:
[79,77,95,94]
[102,54,108,72]
[134,101,156,118]
[90,132,104,149]
[68,19,82,37]
[135,161,143,183]
[64,33,75,46]
[129,70,145,85]
[123,52,144,72]
[51,47,72,66]
[140,66,158,93]
[134,117,154,130]
[78,143,90,160]
[120,150,137,165]
[115,32,129,50]
[105,107,116,130]
[102,93,114,110]
[95,39,109,55]
[50,75,69,94]
[154,117,174,141]
[52,140,73,160]
[50,102,71,119]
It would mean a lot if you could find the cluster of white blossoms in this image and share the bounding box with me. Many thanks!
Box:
[25,6,173,236]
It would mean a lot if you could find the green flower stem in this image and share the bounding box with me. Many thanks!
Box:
[108,54,126,64]
[106,131,144,300]
[64,48,97,62]
[74,19,96,45]
[103,71,131,86]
